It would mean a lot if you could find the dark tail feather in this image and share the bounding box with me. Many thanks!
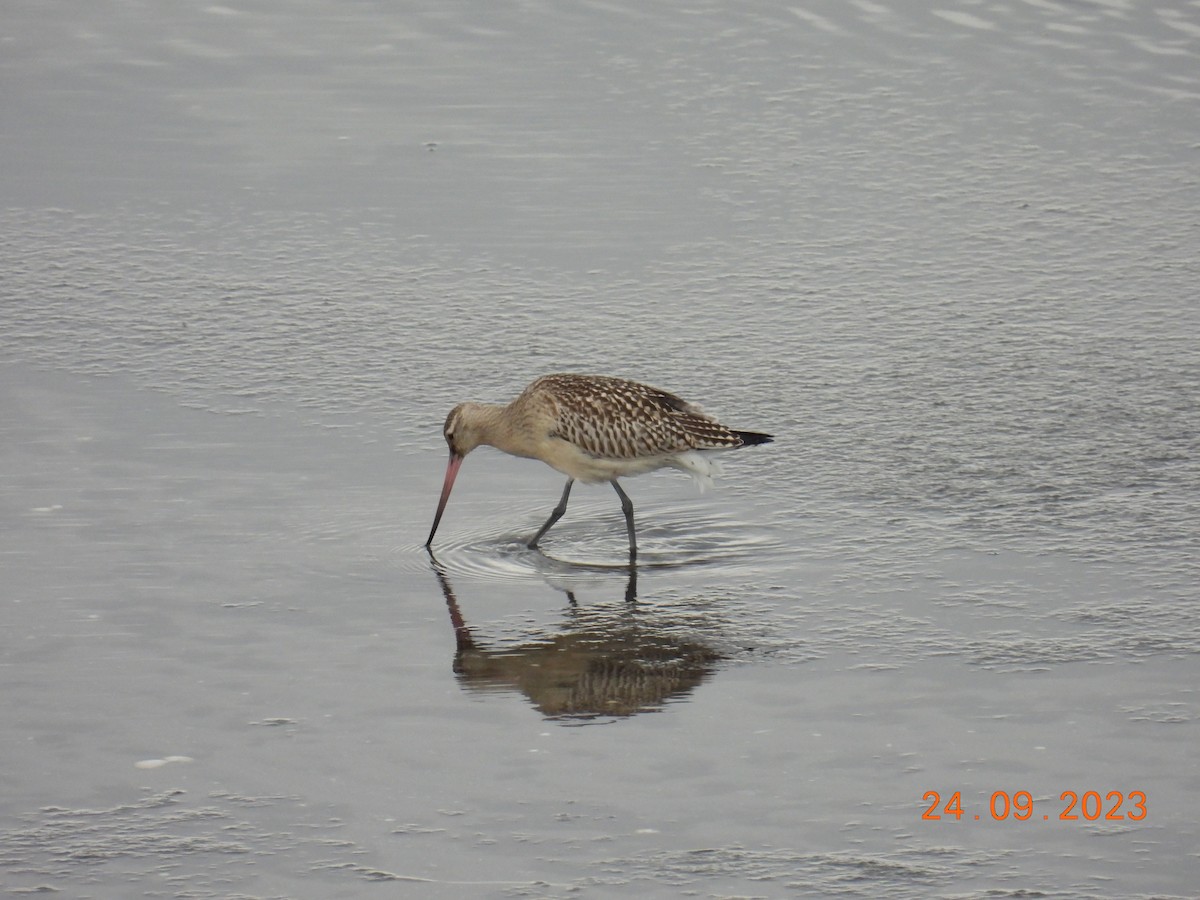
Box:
[734,430,773,446]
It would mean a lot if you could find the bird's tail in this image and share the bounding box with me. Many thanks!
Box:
[734,430,773,446]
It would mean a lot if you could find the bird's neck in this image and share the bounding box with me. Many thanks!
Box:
[465,402,535,459]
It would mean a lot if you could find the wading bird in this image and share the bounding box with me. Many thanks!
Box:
[424,373,773,559]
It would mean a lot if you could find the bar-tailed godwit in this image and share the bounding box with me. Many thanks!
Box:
[424,373,773,559]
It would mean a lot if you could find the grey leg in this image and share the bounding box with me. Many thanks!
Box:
[611,480,637,561]
[529,478,574,548]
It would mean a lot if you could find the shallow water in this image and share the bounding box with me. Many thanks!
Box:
[2,1,1199,897]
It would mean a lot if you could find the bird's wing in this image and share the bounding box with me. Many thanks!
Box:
[527,374,744,460]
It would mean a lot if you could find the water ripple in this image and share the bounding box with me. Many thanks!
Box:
[421,500,785,582]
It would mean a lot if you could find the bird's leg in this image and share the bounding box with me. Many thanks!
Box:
[529,478,574,548]
[624,566,638,604]
[611,480,637,562]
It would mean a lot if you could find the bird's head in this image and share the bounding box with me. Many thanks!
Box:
[441,402,488,458]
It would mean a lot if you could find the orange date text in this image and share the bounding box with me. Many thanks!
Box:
[921,790,1146,822]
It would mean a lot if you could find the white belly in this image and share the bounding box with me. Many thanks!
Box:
[542,440,724,489]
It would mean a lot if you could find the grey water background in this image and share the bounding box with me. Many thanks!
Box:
[2,1,1198,897]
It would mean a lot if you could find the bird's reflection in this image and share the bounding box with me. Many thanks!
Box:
[430,556,722,721]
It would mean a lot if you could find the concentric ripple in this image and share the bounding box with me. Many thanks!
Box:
[419,499,785,582]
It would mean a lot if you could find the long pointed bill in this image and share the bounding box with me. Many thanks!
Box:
[425,452,463,548]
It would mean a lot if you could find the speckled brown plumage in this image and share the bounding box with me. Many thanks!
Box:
[512,373,766,460]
